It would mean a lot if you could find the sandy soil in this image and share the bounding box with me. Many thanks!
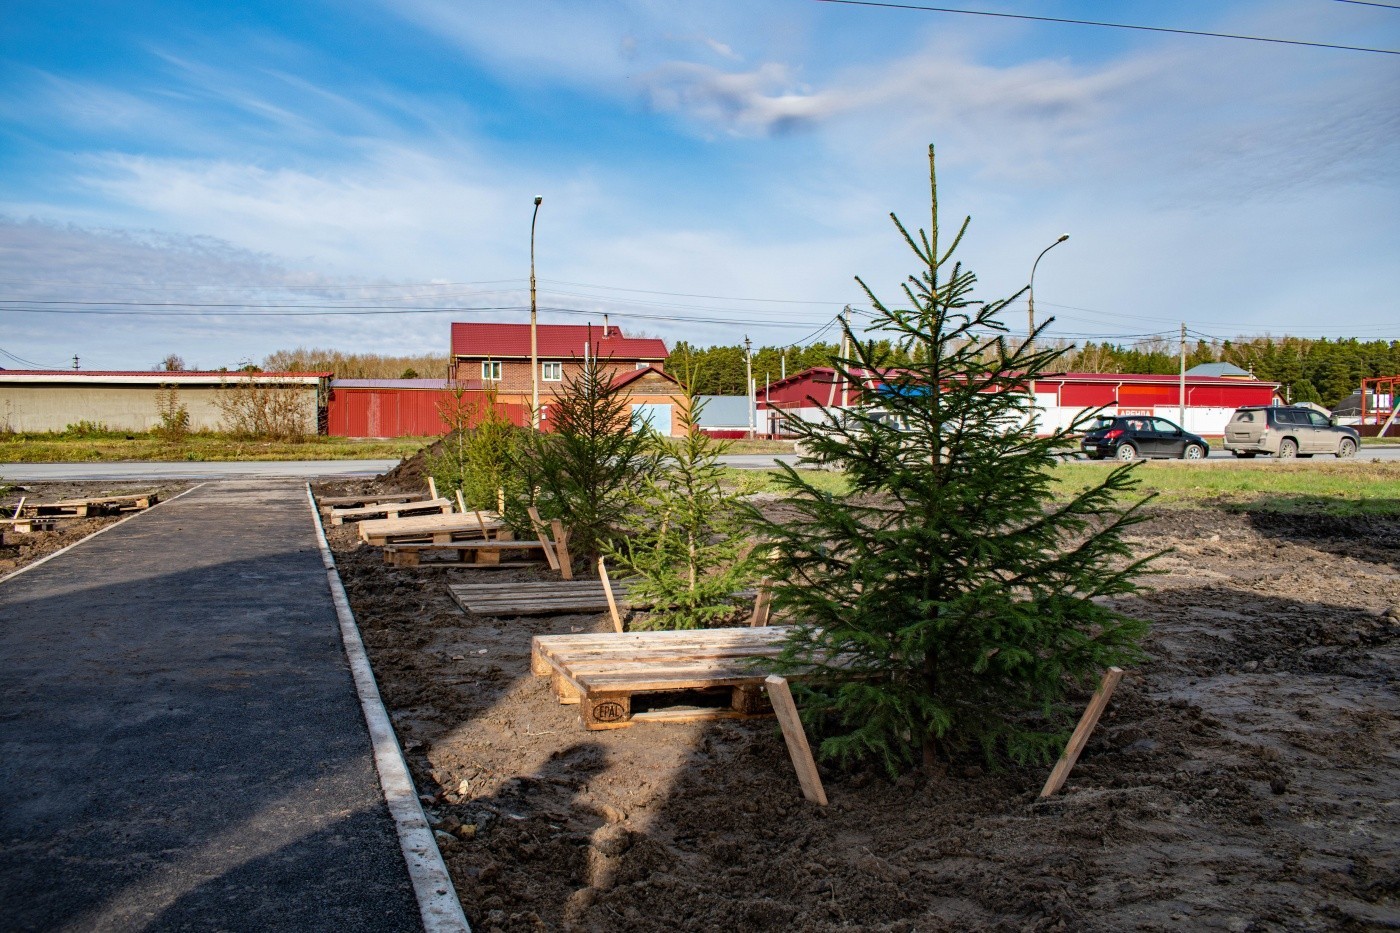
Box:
[0,482,190,576]
[318,479,1399,932]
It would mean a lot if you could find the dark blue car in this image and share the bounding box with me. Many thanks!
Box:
[1080,415,1210,461]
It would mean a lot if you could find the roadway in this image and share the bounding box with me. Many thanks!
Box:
[2,447,1396,482]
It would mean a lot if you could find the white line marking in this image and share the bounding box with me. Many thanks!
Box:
[305,484,471,933]
[0,483,206,587]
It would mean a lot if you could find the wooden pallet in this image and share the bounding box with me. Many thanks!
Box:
[0,517,60,534]
[383,539,549,568]
[317,492,417,516]
[358,512,504,546]
[449,580,629,617]
[329,497,452,526]
[28,493,158,517]
[531,626,797,729]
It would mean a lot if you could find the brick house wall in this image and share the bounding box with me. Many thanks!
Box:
[452,357,656,393]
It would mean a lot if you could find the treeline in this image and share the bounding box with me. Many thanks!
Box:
[672,336,1400,407]
[262,347,450,380]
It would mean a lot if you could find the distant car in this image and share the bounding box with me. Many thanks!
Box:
[1080,416,1209,461]
[1222,406,1359,459]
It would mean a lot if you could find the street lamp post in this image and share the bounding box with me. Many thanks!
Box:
[1028,234,1069,347]
[530,196,542,429]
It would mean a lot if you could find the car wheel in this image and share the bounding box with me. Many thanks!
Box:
[1115,443,1137,461]
[1338,438,1357,459]
[1277,438,1298,459]
[1182,443,1205,460]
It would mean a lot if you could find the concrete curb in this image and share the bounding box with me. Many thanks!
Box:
[305,484,471,933]
[0,483,206,587]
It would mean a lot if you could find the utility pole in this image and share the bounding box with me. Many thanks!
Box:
[1178,322,1187,427]
[71,354,79,370]
[744,335,755,438]
[530,196,543,429]
[838,307,850,410]
[781,349,786,382]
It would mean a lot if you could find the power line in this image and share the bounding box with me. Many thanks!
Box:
[0,345,63,368]
[1333,0,1400,9]
[813,0,1400,55]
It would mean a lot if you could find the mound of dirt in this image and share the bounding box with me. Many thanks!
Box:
[380,435,452,489]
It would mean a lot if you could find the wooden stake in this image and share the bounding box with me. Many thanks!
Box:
[526,506,560,571]
[497,487,505,513]
[598,556,623,633]
[551,519,573,580]
[750,581,772,627]
[473,509,489,538]
[765,675,827,806]
[12,497,25,520]
[427,476,438,501]
[1040,667,1125,799]
[455,490,466,514]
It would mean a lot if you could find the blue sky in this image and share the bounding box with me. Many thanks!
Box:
[1,0,1397,370]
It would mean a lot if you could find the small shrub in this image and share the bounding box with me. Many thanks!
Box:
[153,384,191,443]
[430,385,524,510]
[213,373,310,441]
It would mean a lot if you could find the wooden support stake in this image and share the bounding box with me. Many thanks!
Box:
[599,556,623,633]
[497,487,505,513]
[551,519,573,580]
[473,510,489,538]
[750,581,772,627]
[456,490,466,514]
[526,506,560,571]
[765,675,827,806]
[427,476,438,501]
[12,497,25,520]
[1040,666,1125,799]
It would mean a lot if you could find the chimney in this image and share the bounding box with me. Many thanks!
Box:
[603,314,609,338]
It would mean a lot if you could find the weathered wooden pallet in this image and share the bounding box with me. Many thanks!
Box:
[329,497,452,526]
[318,492,417,508]
[0,517,61,533]
[383,539,549,568]
[358,512,504,546]
[531,625,798,729]
[28,493,158,517]
[449,580,630,617]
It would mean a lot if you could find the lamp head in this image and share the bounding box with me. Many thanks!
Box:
[534,196,543,206]
[1056,234,1069,242]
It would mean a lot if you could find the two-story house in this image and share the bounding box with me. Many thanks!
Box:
[449,321,683,434]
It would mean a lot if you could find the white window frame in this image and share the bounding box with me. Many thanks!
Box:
[481,360,501,381]
[636,362,650,370]
[542,361,562,381]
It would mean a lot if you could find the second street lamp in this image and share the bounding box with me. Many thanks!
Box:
[530,196,542,429]
[1028,233,1069,348]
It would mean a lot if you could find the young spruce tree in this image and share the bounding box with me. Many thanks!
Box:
[751,146,1154,776]
[507,357,657,559]
[607,378,758,630]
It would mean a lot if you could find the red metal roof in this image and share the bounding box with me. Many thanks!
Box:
[0,370,332,377]
[451,323,667,361]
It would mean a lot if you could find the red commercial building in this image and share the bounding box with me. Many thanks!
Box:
[759,367,1280,437]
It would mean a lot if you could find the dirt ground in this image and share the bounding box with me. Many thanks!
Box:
[0,482,190,576]
[318,479,1399,932]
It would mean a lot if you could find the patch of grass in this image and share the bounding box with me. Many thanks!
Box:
[0,432,434,463]
[721,467,850,496]
[1054,460,1400,516]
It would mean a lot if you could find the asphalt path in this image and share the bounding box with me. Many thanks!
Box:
[0,480,421,931]
[716,448,1400,469]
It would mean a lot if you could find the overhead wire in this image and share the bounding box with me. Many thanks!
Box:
[812,0,1400,54]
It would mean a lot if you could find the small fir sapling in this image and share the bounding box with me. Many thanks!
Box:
[506,357,658,559]
[750,145,1155,776]
[607,379,759,630]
